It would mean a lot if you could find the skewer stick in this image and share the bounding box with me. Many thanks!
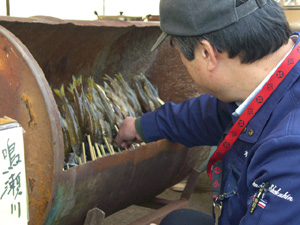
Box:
[114,125,119,132]
[92,146,97,159]
[95,143,102,157]
[114,125,122,152]
[110,144,115,154]
[87,135,96,160]
[104,136,113,154]
[77,156,82,165]
[82,142,87,163]
[157,97,165,105]
[100,144,106,156]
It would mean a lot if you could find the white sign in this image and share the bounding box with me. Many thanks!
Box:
[0,125,28,225]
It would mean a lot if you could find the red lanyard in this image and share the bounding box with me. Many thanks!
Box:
[207,42,300,180]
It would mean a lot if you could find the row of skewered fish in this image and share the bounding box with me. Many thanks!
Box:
[53,73,164,169]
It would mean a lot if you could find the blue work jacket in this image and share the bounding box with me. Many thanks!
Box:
[140,33,300,224]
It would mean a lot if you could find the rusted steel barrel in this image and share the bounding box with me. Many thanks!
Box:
[0,17,203,225]
[0,23,64,225]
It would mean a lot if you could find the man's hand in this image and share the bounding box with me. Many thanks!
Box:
[114,117,142,148]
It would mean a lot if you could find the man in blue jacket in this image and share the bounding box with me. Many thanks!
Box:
[115,0,300,224]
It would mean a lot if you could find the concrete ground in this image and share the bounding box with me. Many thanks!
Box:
[103,172,212,225]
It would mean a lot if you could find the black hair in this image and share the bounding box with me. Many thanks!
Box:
[171,0,291,64]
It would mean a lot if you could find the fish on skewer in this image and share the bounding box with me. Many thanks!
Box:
[59,113,71,162]
[93,82,116,131]
[97,110,115,154]
[104,75,136,117]
[54,84,82,157]
[115,73,142,116]
[111,102,124,128]
[104,81,136,117]
[132,76,156,112]
[137,73,164,109]
[87,77,105,115]
[56,72,165,168]
[67,76,85,135]
[82,91,100,143]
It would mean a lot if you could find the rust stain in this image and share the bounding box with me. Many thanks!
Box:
[28,177,35,192]
[21,94,37,127]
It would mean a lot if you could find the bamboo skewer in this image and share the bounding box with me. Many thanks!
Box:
[82,142,87,163]
[95,144,102,158]
[87,135,96,160]
[77,156,82,165]
[104,136,114,155]
[157,97,165,105]
[114,125,122,152]
[110,143,115,154]
[92,146,97,159]
[100,144,106,156]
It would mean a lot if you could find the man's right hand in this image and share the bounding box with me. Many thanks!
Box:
[114,117,143,148]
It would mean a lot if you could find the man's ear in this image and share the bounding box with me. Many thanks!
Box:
[198,40,218,71]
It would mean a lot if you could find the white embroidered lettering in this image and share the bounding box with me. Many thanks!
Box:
[252,181,265,188]
[269,184,294,202]
[252,182,294,202]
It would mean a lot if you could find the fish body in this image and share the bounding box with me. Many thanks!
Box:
[104,82,135,117]
[104,76,136,117]
[60,114,71,162]
[137,74,164,110]
[68,83,85,135]
[111,102,124,128]
[133,76,155,112]
[54,84,82,157]
[87,77,105,115]
[116,73,142,115]
[94,83,116,129]
[82,92,97,142]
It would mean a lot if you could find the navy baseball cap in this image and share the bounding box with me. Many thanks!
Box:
[151,0,267,51]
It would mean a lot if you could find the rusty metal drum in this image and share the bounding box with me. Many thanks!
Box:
[0,17,203,225]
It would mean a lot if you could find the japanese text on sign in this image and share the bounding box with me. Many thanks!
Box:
[0,126,28,224]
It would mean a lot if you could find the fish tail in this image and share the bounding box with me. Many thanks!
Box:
[78,75,83,85]
[67,83,74,96]
[53,88,61,98]
[60,84,66,97]
[72,75,77,87]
